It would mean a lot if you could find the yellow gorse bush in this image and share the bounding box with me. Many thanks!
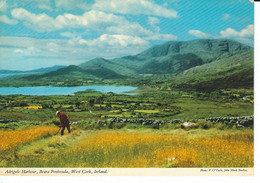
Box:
[0,126,57,151]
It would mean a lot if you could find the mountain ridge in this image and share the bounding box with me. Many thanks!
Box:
[78,39,251,77]
[0,65,66,74]
[0,39,253,90]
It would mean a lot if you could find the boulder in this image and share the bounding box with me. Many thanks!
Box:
[181,122,197,129]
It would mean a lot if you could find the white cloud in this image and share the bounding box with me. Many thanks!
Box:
[0,36,84,70]
[148,16,160,26]
[145,33,177,41]
[147,16,161,32]
[0,35,150,70]
[219,24,254,38]
[11,8,62,32]
[93,0,178,18]
[67,34,149,55]
[188,24,254,46]
[89,34,149,48]
[11,8,151,36]
[219,24,254,45]
[0,15,18,25]
[188,30,210,39]
[105,22,151,36]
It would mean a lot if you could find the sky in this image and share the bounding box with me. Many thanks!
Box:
[0,0,254,71]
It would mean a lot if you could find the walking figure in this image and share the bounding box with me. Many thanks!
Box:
[56,111,71,136]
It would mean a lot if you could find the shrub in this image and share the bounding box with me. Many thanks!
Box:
[197,120,212,129]
[215,123,228,130]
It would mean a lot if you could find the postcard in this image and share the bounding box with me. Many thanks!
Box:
[0,0,255,176]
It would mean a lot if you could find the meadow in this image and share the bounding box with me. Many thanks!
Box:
[0,89,254,168]
[0,127,253,168]
[0,126,57,151]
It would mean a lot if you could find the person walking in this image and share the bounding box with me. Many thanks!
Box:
[56,111,71,136]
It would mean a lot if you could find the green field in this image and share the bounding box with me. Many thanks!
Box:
[0,88,253,126]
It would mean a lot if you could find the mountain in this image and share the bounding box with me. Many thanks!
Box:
[137,39,250,63]
[29,65,66,73]
[40,65,126,80]
[20,64,127,82]
[79,39,251,76]
[0,65,66,74]
[78,39,253,90]
[172,49,254,90]
[0,70,22,74]
[1,39,253,90]
[0,65,67,79]
[79,57,137,76]
[21,65,98,81]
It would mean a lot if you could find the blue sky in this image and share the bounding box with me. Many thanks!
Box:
[0,0,254,70]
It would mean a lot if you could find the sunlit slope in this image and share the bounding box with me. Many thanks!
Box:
[171,49,254,90]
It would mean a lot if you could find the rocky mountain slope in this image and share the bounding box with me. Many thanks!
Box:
[1,39,253,90]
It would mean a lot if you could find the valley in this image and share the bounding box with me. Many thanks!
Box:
[0,39,254,168]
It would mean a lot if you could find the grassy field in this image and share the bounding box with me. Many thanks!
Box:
[0,127,253,168]
[0,126,57,151]
[0,89,254,168]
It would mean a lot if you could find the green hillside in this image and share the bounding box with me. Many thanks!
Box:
[21,65,98,81]
[153,49,253,91]
[79,39,251,76]
[79,57,137,77]
[84,68,127,79]
[0,39,253,90]
[139,53,203,74]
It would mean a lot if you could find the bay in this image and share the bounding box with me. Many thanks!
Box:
[0,85,138,96]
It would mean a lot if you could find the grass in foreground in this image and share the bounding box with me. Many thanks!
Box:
[0,126,57,152]
[2,129,253,168]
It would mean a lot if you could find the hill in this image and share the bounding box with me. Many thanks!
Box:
[150,49,253,91]
[30,65,66,73]
[79,39,251,76]
[0,39,253,90]
[175,49,254,90]
[137,39,250,63]
[0,65,66,74]
[21,65,98,81]
[79,58,136,77]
